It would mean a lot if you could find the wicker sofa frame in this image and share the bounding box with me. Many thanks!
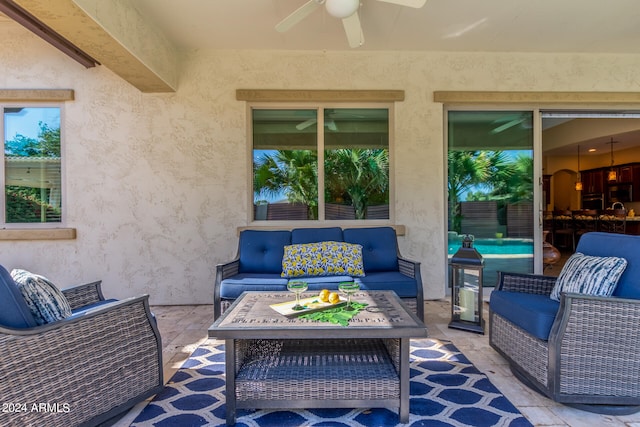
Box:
[490,242,640,415]
[0,281,164,427]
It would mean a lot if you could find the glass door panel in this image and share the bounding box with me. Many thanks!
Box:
[447,111,534,286]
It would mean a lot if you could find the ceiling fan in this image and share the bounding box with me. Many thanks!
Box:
[276,0,428,48]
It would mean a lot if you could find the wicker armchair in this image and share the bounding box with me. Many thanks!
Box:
[0,278,163,427]
[489,232,640,415]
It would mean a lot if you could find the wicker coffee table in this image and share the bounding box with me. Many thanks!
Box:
[208,290,428,425]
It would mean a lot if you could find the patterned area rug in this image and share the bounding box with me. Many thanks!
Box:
[130,339,532,427]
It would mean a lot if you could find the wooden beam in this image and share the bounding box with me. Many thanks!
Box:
[0,89,74,102]
[237,89,405,102]
[433,91,640,104]
[0,228,76,240]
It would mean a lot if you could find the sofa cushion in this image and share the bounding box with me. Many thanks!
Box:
[291,276,354,291]
[550,252,627,302]
[11,269,72,325]
[343,227,399,272]
[292,227,343,244]
[281,241,365,278]
[238,230,291,274]
[490,291,560,341]
[220,273,289,299]
[576,232,640,299]
[355,272,417,297]
[0,265,37,328]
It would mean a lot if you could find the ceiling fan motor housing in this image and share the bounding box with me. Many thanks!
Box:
[325,0,360,18]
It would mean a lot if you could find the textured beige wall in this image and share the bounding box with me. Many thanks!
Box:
[2,21,640,304]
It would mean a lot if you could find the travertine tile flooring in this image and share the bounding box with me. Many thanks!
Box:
[116,299,640,427]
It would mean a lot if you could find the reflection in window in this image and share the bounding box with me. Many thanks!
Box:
[252,107,390,221]
[4,107,61,224]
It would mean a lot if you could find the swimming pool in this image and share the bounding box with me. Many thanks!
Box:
[448,238,533,257]
[448,237,534,286]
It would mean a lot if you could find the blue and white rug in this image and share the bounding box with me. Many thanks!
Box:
[130,339,532,427]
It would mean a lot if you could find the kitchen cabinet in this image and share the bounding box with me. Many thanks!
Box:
[582,169,605,193]
[619,165,634,183]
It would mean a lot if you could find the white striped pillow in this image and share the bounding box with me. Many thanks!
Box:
[550,252,627,301]
[11,269,72,325]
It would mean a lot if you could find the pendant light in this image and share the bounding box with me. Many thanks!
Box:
[608,138,617,182]
[575,145,583,191]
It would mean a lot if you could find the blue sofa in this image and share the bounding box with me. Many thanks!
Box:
[214,226,424,321]
[489,232,640,414]
[0,266,163,427]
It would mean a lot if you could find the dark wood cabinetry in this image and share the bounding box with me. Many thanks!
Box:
[581,169,604,193]
[619,165,634,183]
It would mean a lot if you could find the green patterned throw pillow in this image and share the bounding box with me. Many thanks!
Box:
[550,252,627,301]
[282,241,365,278]
[11,269,72,325]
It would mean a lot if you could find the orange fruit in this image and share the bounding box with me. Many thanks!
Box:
[328,292,340,304]
[319,289,330,302]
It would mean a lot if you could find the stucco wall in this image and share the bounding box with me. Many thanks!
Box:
[2,21,640,304]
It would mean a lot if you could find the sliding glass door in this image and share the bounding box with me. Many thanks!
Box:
[447,110,535,286]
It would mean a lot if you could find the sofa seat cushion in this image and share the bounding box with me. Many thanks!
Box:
[550,252,627,302]
[238,230,291,274]
[292,227,343,244]
[291,276,354,291]
[355,272,417,298]
[11,269,72,325]
[344,227,399,272]
[0,265,37,328]
[220,274,288,299]
[490,291,560,341]
[281,241,365,278]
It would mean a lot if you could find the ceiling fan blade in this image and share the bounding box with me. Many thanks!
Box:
[376,0,427,8]
[342,12,363,48]
[296,118,317,130]
[275,0,323,33]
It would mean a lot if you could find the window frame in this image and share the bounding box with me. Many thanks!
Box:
[247,101,395,226]
[0,102,66,229]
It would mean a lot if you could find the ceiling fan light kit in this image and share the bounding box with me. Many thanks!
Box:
[276,0,427,48]
[325,0,360,18]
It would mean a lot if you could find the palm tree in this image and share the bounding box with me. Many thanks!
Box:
[253,150,318,219]
[325,148,389,219]
[447,150,515,232]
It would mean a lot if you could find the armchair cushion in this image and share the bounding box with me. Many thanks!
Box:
[0,265,36,328]
[550,252,627,302]
[281,241,365,278]
[11,269,72,325]
[489,291,560,340]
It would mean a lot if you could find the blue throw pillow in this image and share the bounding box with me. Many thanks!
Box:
[550,252,627,301]
[11,269,72,325]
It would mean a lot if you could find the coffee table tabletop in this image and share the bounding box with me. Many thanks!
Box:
[208,290,428,339]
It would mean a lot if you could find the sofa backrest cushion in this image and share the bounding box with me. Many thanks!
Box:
[238,230,291,274]
[576,232,640,299]
[0,265,37,328]
[343,227,399,272]
[291,227,343,244]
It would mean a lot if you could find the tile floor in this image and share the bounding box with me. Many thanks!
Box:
[116,287,640,427]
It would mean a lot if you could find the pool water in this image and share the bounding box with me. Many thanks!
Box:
[448,238,534,257]
[448,237,534,287]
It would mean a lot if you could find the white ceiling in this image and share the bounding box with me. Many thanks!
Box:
[129,0,640,53]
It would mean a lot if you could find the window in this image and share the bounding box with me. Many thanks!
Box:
[252,106,390,221]
[2,106,62,226]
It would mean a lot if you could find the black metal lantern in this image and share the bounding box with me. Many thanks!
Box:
[449,235,485,334]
